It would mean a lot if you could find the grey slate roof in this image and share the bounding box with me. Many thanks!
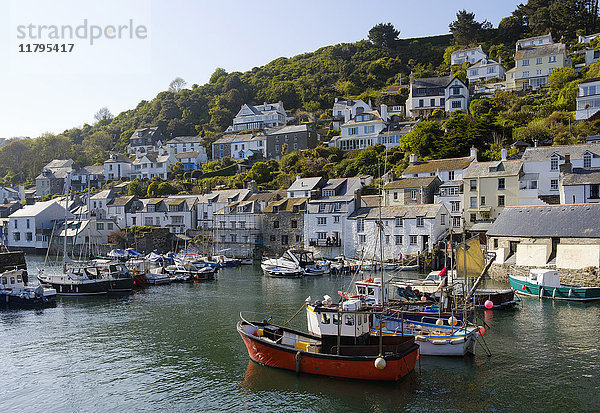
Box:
[213,134,260,145]
[521,143,600,162]
[562,168,600,185]
[515,43,565,59]
[463,160,523,178]
[412,75,452,88]
[349,204,444,220]
[384,176,440,190]
[264,124,311,135]
[287,177,325,192]
[487,204,600,238]
[167,136,204,144]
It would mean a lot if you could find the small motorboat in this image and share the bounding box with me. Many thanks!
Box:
[1,269,56,309]
[38,264,111,296]
[165,262,216,282]
[261,264,303,278]
[510,269,600,301]
[262,249,327,277]
[94,260,134,293]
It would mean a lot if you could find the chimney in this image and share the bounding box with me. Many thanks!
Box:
[247,180,258,193]
[368,99,372,108]
[296,175,301,182]
[18,185,25,201]
[470,146,478,161]
[343,109,350,123]
[500,148,507,161]
[353,189,362,208]
[560,154,572,174]
[380,104,388,122]
[498,55,502,64]
[334,97,338,103]
[409,153,418,164]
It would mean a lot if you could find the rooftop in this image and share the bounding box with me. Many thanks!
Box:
[384,176,440,190]
[521,143,600,162]
[403,156,474,175]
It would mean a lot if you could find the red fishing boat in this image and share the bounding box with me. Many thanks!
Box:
[238,301,419,382]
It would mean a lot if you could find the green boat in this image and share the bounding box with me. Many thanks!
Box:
[509,269,600,301]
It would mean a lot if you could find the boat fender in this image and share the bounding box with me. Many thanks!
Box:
[431,339,449,345]
[415,335,427,342]
[295,351,301,374]
[374,356,386,370]
[569,288,573,298]
[450,338,465,345]
[553,288,557,299]
[539,288,543,299]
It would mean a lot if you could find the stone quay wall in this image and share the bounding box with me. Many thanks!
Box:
[489,263,600,287]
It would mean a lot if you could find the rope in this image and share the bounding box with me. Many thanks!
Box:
[283,302,307,326]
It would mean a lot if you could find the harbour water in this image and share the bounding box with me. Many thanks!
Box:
[1,256,599,412]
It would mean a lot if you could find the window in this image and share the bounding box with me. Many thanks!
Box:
[409,235,418,245]
[470,197,477,208]
[291,220,297,228]
[273,220,279,229]
[470,180,477,191]
[317,232,327,240]
[448,170,455,181]
[348,127,358,135]
[440,98,445,106]
[498,178,505,190]
[13,232,20,241]
[14,220,17,229]
[584,153,592,168]
[281,235,289,245]
[440,214,446,226]
[452,87,461,95]
[410,190,418,200]
[395,235,402,245]
[498,195,505,206]
[107,223,113,230]
[416,217,424,227]
[536,58,542,64]
[493,238,499,249]
[522,59,529,66]
[550,155,559,171]
[239,221,246,229]
[418,99,424,107]
[357,218,364,232]
[453,216,461,227]
[26,232,33,241]
[26,219,30,229]
[230,234,237,243]
[549,56,556,63]
[393,192,398,200]
[480,196,486,206]
[550,179,559,191]
[470,213,477,222]
[395,217,403,227]
[270,235,276,242]
[333,216,339,223]
[451,101,462,109]
[96,223,104,230]
[591,184,600,199]
[231,221,236,229]
[523,71,530,78]
[275,145,280,152]
[451,201,460,212]
[317,217,327,225]
[430,98,435,107]
[319,203,325,213]
[359,234,366,243]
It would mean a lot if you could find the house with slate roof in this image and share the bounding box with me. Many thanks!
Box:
[383,176,441,206]
[451,45,486,66]
[131,151,176,180]
[211,133,266,160]
[227,101,287,132]
[487,204,600,269]
[127,127,165,157]
[35,159,74,198]
[104,153,133,181]
[263,197,308,255]
[406,75,469,117]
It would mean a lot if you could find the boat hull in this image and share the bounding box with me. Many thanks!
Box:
[107,277,134,293]
[40,279,110,296]
[238,322,418,381]
[509,275,600,301]
[0,292,56,309]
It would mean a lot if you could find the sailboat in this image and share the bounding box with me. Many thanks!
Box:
[37,174,111,296]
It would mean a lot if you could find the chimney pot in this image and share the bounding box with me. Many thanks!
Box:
[500,148,508,161]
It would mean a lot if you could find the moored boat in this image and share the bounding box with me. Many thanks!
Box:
[1,269,56,309]
[509,269,600,301]
[38,264,110,296]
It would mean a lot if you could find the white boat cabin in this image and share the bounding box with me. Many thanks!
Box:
[0,270,28,291]
[528,269,560,287]
[307,297,371,338]
[354,278,389,305]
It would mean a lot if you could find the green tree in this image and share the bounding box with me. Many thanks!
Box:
[368,23,400,48]
[449,10,491,45]
[248,162,272,184]
[147,181,158,197]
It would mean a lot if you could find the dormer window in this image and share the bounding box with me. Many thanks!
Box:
[584,152,592,168]
[550,154,559,171]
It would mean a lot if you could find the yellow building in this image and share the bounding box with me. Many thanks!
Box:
[509,43,568,90]
[463,158,523,230]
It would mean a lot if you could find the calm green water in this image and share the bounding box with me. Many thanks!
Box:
[1,256,599,412]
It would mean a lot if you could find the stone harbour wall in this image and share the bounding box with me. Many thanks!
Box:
[489,263,600,287]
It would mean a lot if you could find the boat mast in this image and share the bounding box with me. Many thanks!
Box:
[62,173,71,273]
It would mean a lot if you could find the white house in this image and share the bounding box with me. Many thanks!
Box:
[520,143,600,205]
[54,217,120,256]
[175,151,206,171]
[196,189,253,230]
[576,77,600,121]
[579,33,600,44]
[165,136,206,156]
[131,152,176,180]
[445,77,470,113]
[329,106,388,151]
[451,45,486,66]
[286,177,326,198]
[127,127,165,157]
[331,98,372,130]
[303,177,369,259]
[212,133,266,160]
[406,75,469,117]
[104,153,133,181]
[107,196,141,228]
[6,200,73,251]
[516,33,553,50]
[89,189,117,219]
[349,204,449,258]
[560,167,600,204]
[467,58,506,83]
[228,102,287,132]
[376,122,415,150]
[0,186,22,203]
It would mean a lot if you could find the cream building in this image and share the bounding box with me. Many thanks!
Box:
[508,43,568,90]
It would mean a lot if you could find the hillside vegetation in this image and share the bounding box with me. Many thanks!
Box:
[2,0,600,188]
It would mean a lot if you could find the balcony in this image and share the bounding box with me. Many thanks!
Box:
[309,238,341,247]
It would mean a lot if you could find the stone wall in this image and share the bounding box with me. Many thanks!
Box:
[489,263,600,287]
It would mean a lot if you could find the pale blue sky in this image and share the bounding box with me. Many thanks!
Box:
[0,0,521,140]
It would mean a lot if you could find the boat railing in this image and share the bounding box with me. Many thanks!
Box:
[239,311,290,329]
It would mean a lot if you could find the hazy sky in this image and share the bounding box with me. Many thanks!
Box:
[0,0,522,140]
